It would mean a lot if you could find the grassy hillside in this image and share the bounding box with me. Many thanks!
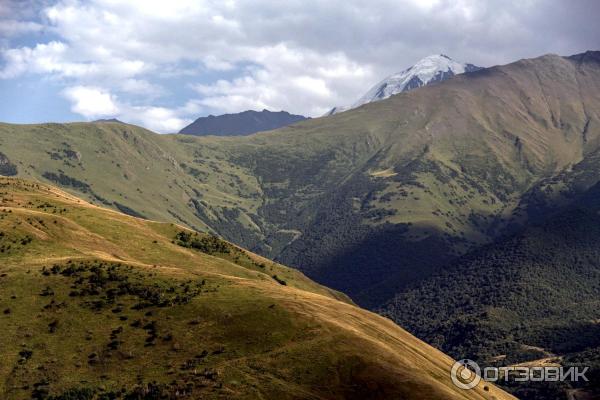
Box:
[1,52,599,310]
[0,177,514,400]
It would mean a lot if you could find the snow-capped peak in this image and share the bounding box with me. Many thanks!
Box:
[326,55,480,115]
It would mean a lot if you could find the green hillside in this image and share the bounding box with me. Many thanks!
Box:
[2,52,599,310]
[0,177,514,400]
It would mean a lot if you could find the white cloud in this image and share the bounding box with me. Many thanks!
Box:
[62,86,119,118]
[2,1,377,118]
[60,85,191,132]
[191,44,372,115]
[0,20,43,37]
[125,106,190,133]
[0,40,149,81]
[119,79,164,97]
[0,41,68,78]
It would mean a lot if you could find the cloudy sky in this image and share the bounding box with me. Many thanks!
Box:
[1,0,598,132]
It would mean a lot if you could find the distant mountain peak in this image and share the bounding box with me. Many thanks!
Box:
[327,54,481,115]
[93,118,124,124]
[179,109,308,136]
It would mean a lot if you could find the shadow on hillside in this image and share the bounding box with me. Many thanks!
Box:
[289,224,456,309]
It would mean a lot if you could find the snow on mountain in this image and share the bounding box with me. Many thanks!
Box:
[327,55,481,115]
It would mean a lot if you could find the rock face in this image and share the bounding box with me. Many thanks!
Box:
[179,109,307,136]
[0,152,17,176]
[326,54,481,115]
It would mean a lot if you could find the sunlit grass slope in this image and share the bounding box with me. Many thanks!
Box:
[0,177,514,400]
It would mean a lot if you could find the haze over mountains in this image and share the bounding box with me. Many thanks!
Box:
[179,109,307,136]
[2,50,600,399]
[326,54,481,115]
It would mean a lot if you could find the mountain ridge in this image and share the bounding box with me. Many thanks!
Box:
[1,52,599,400]
[1,51,599,310]
[179,109,307,136]
[326,54,481,115]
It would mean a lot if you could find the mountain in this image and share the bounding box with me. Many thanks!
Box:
[326,54,481,115]
[93,118,125,124]
[382,202,600,400]
[179,109,307,136]
[0,177,514,400]
[1,51,599,311]
[1,50,600,398]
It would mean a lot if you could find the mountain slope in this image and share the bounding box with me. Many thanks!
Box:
[234,50,600,306]
[1,51,599,311]
[179,109,307,136]
[381,201,600,400]
[326,54,481,115]
[0,177,514,400]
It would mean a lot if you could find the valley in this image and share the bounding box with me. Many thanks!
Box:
[1,50,599,399]
[2,51,599,308]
